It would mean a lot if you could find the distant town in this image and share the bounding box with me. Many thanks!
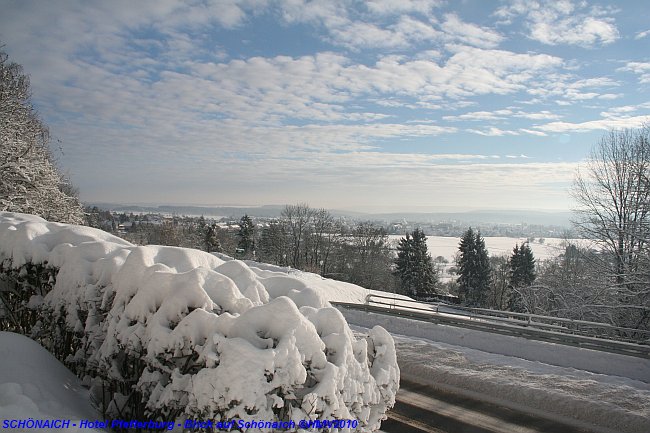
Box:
[87,203,574,240]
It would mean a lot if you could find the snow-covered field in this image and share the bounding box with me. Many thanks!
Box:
[389,235,586,263]
[388,235,588,282]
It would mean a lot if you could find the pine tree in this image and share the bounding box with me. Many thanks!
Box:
[204,223,221,253]
[508,242,536,312]
[258,222,288,266]
[236,214,256,257]
[457,228,491,307]
[395,233,413,294]
[394,228,437,298]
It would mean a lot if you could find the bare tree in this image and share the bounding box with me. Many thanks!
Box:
[349,222,395,291]
[534,243,606,321]
[282,203,314,269]
[572,126,650,329]
[305,208,336,274]
[488,255,510,310]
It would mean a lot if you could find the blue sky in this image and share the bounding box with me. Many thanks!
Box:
[2,0,649,212]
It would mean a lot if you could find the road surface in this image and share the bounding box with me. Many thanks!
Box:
[382,379,600,433]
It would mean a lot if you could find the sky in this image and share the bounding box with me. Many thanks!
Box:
[1,0,649,213]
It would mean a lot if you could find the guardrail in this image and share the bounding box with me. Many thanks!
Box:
[332,295,650,359]
[364,294,650,344]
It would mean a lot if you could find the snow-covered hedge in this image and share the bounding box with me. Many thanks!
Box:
[0,212,398,431]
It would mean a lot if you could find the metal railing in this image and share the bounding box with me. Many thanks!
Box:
[332,294,650,359]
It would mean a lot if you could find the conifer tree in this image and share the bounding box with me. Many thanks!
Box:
[204,223,221,252]
[508,242,536,312]
[457,228,491,307]
[236,214,256,257]
[394,228,437,298]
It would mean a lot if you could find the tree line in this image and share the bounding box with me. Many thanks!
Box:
[238,204,397,291]
[85,204,398,292]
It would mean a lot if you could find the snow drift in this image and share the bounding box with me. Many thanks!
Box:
[0,332,107,433]
[0,212,399,431]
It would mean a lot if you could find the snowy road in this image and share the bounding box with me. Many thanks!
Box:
[349,323,650,433]
[381,334,650,433]
[382,379,596,433]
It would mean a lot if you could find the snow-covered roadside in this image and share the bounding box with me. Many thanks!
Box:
[342,309,650,381]
[350,325,650,433]
[0,332,107,433]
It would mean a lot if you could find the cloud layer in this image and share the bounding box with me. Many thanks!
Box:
[1,0,648,211]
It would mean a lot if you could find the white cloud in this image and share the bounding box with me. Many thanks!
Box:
[1,0,565,154]
[366,0,441,16]
[535,115,650,133]
[3,0,635,212]
[599,102,650,119]
[391,16,442,43]
[206,152,578,211]
[278,2,501,52]
[443,110,512,121]
[530,16,618,46]
[444,109,560,122]
[278,0,347,27]
[186,47,562,118]
[496,0,619,47]
[319,15,444,51]
[527,74,620,103]
[515,110,560,120]
[276,0,444,50]
[467,127,519,136]
[440,45,563,97]
[519,128,547,136]
[618,62,650,84]
[440,13,504,48]
[598,93,622,100]
[328,21,411,49]
[493,0,532,24]
[635,29,650,39]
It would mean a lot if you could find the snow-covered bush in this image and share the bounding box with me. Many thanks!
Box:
[0,212,399,431]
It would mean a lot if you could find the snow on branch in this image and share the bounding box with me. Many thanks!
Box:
[0,212,398,431]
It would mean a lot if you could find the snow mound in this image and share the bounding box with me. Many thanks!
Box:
[0,212,398,431]
[0,331,106,432]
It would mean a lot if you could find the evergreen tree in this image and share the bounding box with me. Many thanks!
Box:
[394,228,438,298]
[508,242,536,312]
[457,227,491,307]
[236,214,256,257]
[204,223,221,253]
[395,233,413,293]
[258,222,288,265]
